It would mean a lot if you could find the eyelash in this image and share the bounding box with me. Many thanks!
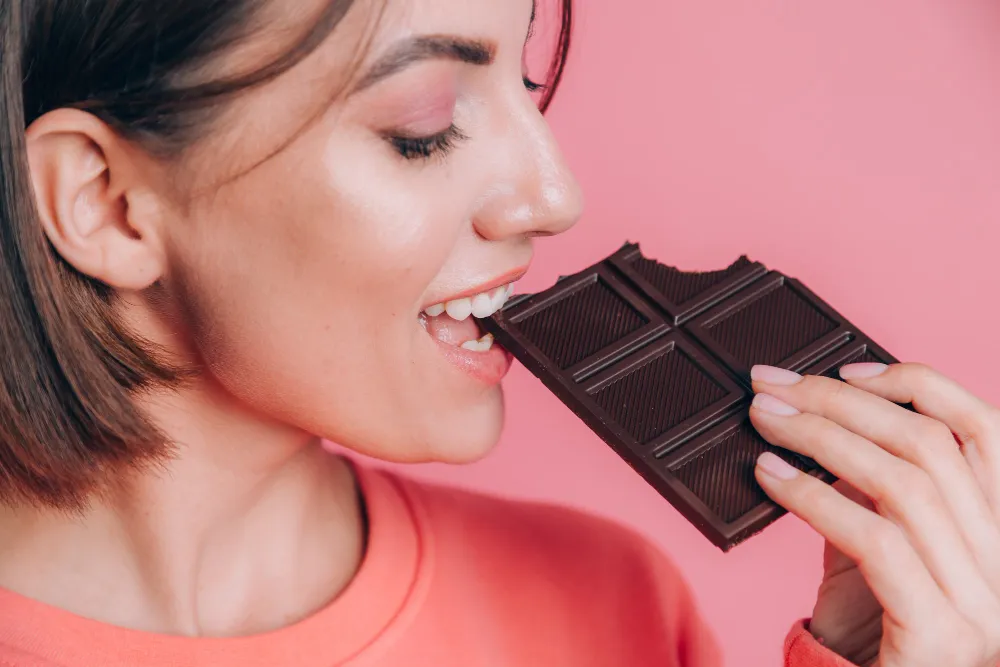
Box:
[388,76,548,161]
[388,125,469,161]
[523,76,545,93]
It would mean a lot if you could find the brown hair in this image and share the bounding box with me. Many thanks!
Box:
[0,0,574,510]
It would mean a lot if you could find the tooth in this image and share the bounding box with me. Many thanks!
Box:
[459,333,494,353]
[506,283,515,298]
[424,303,445,317]
[490,287,507,312]
[470,293,493,318]
[445,298,473,321]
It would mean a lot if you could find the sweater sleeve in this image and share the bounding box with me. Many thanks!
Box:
[784,619,858,667]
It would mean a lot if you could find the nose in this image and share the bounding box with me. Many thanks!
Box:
[471,94,584,241]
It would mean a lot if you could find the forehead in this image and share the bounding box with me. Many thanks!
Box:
[371,0,531,47]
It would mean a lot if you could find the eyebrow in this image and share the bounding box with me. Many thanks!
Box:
[351,35,498,94]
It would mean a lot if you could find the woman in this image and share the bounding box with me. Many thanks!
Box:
[0,0,997,665]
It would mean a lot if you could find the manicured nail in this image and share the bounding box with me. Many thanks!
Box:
[751,365,803,386]
[839,363,888,380]
[757,452,799,480]
[752,393,801,416]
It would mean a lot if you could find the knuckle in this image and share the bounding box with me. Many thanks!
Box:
[789,473,826,506]
[809,375,848,410]
[791,476,845,519]
[871,464,936,512]
[907,417,957,464]
[799,414,838,458]
[920,416,955,445]
[904,361,938,387]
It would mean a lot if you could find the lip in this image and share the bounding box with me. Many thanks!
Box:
[422,265,529,309]
[430,336,514,385]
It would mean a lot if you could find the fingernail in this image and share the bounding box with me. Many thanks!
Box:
[839,363,888,380]
[751,365,804,386]
[757,452,799,480]
[752,393,801,416]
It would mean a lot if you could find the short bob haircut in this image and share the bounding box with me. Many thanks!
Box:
[0,0,574,510]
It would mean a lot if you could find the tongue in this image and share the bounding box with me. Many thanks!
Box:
[424,313,484,346]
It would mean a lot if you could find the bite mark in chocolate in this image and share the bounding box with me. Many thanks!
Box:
[481,243,897,551]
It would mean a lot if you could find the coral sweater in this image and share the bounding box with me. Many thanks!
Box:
[0,464,851,666]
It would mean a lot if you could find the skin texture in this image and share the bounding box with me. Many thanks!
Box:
[6,0,581,637]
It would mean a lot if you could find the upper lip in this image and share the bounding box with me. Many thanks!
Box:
[423,265,529,308]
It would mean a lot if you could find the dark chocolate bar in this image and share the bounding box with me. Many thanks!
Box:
[482,243,897,551]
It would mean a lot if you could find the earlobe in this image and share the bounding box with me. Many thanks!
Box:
[24,108,168,291]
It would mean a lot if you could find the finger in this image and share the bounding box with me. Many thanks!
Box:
[838,362,998,450]
[751,397,1000,622]
[752,449,948,630]
[752,369,1000,592]
[832,478,875,512]
[840,362,1000,519]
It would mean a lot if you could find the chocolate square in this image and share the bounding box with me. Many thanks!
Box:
[685,273,855,388]
[582,334,744,457]
[499,264,670,382]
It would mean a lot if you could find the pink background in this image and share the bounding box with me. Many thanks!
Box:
[395,2,1000,664]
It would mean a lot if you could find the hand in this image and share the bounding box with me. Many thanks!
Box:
[748,362,1000,667]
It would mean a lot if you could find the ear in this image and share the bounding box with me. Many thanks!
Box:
[24,108,169,290]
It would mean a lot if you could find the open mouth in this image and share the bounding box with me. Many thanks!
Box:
[418,282,514,352]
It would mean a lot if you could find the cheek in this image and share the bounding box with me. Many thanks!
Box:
[202,132,460,326]
[313,142,465,296]
[167,127,492,459]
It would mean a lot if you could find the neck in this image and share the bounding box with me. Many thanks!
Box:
[0,381,365,637]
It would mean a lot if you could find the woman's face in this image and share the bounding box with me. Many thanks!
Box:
[159,0,583,462]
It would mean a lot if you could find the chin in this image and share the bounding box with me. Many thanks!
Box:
[382,384,502,464]
[322,388,507,465]
[430,430,500,464]
[425,393,505,464]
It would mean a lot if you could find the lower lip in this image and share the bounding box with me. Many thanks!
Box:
[430,335,513,385]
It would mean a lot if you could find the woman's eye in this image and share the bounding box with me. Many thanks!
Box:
[385,77,543,161]
[523,76,546,93]
[387,124,469,161]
